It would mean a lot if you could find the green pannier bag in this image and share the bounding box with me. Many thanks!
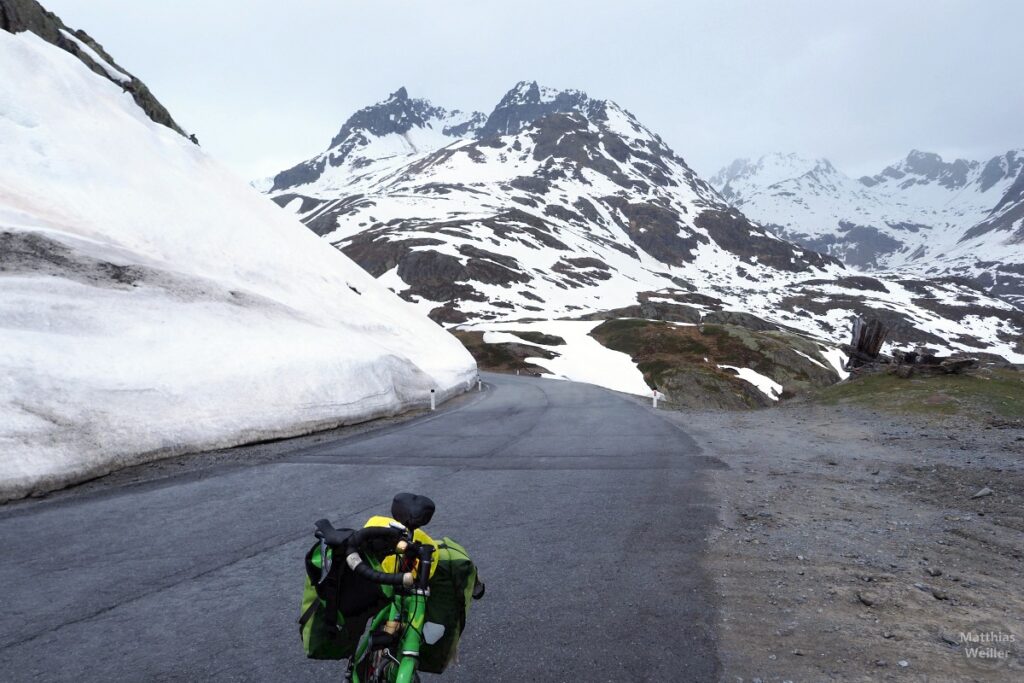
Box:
[419,537,483,674]
[298,537,387,659]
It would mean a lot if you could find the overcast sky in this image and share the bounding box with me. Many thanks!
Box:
[44,0,1024,182]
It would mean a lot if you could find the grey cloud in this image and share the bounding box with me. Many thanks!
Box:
[42,0,1024,180]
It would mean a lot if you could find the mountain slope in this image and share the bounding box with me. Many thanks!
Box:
[268,83,839,321]
[0,25,475,501]
[265,85,1024,367]
[713,151,1024,305]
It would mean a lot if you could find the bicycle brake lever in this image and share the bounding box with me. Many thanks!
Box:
[318,538,331,584]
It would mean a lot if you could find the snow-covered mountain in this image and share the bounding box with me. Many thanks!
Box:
[712,151,1024,305]
[269,86,485,195]
[265,84,1024,365]
[0,8,475,501]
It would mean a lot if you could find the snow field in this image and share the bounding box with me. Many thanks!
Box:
[470,321,652,396]
[0,31,476,501]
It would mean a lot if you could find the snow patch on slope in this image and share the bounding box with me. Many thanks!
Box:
[718,365,783,401]
[471,321,651,396]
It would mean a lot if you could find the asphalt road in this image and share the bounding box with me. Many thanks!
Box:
[0,373,722,681]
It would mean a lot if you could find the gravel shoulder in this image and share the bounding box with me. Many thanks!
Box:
[654,401,1023,682]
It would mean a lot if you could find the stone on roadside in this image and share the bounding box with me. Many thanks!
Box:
[971,487,994,499]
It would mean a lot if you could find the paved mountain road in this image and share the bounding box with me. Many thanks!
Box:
[0,373,721,681]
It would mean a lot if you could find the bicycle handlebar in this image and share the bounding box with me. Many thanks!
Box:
[346,551,413,587]
[315,518,428,589]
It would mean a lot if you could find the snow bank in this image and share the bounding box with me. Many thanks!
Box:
[0,31,476,501]
[469,321,651,396]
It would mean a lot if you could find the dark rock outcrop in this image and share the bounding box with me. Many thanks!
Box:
[477,81,601,139]
[695,210,840,272]
[860,150,978,190]
[1,0,185,136]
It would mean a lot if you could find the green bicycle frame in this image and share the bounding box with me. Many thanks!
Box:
[350,584,429,683]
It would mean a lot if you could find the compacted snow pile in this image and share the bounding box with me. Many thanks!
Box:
[0,31,476,501]
[473,321,651,396]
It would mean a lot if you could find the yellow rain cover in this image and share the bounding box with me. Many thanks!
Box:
[363,515,439,579]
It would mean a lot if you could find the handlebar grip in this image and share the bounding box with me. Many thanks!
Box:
[345,551,411,586]
[416,546,434,591]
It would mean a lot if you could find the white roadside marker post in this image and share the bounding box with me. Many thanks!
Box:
[430,388,436,411]
[477,377,482,392]
[652,387,659,409]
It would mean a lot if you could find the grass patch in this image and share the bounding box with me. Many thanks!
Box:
[593,319,710,357]
[813,370,1024,419]
[591,318,839,409]
[699,324,730,339]
[637,359,675,388]
[594,318,650,334]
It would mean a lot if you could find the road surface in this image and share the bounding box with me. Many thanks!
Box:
[0,373,721,681]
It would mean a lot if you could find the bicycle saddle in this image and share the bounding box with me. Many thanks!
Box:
[391,492,435,531]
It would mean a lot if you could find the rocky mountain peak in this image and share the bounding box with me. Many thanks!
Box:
[711,153,836,202]
[476,81,600,139]
[709,157,753,188]
[812,158,837,174]
[861,150,977,190]
[505,80,543,103]
[327,86,446,148]
[270,87,486,192]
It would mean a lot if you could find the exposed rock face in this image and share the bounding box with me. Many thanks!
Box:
[328,87,441,146]
[476,81,601,139]
[0,0,185,136]
[263,85,1024,362]
[451,330,554,375]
